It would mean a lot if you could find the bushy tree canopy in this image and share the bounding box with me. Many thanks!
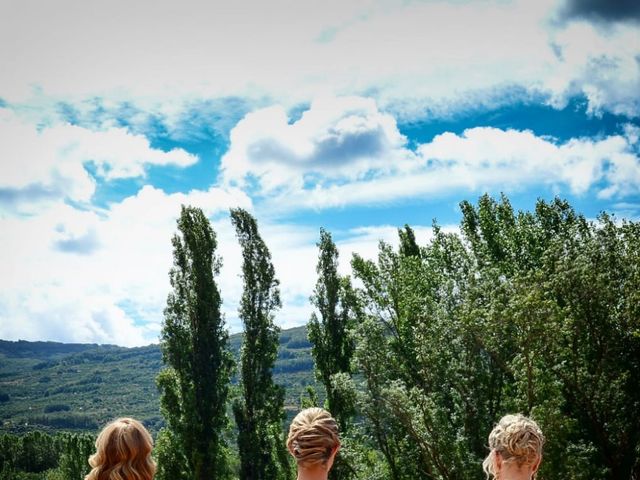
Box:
[349,195,640,479]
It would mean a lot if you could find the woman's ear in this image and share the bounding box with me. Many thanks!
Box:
[531,455,541,474]
[328,443,340,461]
[325,442,341,472]
[495,451,502,471]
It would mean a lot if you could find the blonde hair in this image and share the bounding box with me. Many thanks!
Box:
[85,417,156,480]
[287,407,340,468]
[482,414,545,479]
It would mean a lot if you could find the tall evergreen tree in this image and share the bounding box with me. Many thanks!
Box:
[157,205,234,480]
[230,208,290,480]
[308,228,357,480]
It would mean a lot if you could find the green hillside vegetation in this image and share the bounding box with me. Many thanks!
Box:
[0,326,316,435]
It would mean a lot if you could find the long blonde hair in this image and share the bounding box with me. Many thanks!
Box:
[85,417,156,480]
[482,414,545,479]
[287,407,340,468]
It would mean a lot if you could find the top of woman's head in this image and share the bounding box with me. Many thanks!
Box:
[86,417,156,480]
[483,414,545,477]
[287,407,340,468]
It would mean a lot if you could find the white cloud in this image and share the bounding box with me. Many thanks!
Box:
[611,201,640,221]
[221,96,409,193]
[544,21,640,116]
[0,109,197,209]
[419,127,640,199]
[1,0,637,119]
[0,185,252,346]
[223,98,640,211]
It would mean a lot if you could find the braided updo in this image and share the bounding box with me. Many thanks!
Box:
[482,414,545,479]
[287,408,340,468]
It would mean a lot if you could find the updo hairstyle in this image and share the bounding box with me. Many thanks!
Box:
[287,407,340,468]
[85,417,156,480]
[482,414,545,479]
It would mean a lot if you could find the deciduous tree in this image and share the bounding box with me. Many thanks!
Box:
[157,205,234,480]
[230,208,290,480]
[308,228,357,480]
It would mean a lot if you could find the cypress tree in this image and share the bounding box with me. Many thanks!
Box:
[157,205,234,480]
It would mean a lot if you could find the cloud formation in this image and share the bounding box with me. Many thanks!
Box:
[1,0,638,119]
[0,109,197,209]
[223,98,640,211]
[221,97,409,193]
[1,1,638,348]
[0,181,254,346]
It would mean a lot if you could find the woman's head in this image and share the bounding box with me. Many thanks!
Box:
[287,407,340,470]
[482,414,544,479]
[86,417,156,480]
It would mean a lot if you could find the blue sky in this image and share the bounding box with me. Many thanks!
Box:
[1,0,639,346]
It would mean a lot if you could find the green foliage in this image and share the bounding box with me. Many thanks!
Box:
[308,229,357,425]
[157,205,234,480]
[0,431,93,480]
[349,194,640,480]
[230,208,290,480]
[0,341,163,434]
[155,427,189,480]
[42,405,70,414]
[0,431,60,473]
[56,433,94,480]
[308,228,359,480]
[299,386,319,409]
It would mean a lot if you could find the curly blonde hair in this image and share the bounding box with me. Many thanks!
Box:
[482,414,545,479]
[287,407,340,468]
[85,417,156,480]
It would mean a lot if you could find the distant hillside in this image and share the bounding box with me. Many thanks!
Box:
[0,326,318,434]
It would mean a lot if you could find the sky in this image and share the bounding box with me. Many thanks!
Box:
[1,0,639,346]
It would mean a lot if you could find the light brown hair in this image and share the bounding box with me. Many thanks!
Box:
[482,414,545,479]
[287,407,340,468]
[85,417,156,480]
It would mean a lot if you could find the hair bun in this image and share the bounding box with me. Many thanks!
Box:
[287,408,340,468]
[489,414,545,465]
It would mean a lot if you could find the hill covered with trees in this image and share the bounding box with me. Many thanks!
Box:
[0,326,316,435]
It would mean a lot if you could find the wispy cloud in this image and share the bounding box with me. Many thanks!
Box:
[0,179,444,345]
[53,227,101,255]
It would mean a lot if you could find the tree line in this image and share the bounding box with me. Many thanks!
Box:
[2,194,639,479]
[0,431,94,479]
